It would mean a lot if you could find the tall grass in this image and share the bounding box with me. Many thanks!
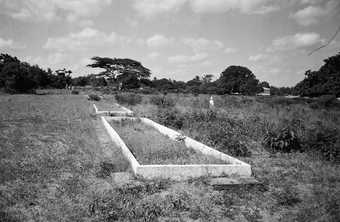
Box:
[0,95,129,221]
[2,93,339,221]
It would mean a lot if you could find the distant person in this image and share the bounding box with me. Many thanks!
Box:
[209,96,214,109]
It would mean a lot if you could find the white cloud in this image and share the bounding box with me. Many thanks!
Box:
[223,47,238,54]
[0,0,112,22]
[148,52,160,59]
[43,27,122,52]
[268,32,322,51]
[189,0,277,14]
[291,6,326,26]
[252,5,280,14]
[132,0,278,16]
[182,37,224,52]
[146,34,173,48]
[133,0,187,17]
[168,53,208,63]
[0,37,25,49]
[291,0,339,26]
[249,54,268,61]
[291,0,338,26]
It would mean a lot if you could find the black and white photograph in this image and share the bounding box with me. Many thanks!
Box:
[0,0,339,221]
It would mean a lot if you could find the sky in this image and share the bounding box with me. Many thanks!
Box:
[0,0,339,87]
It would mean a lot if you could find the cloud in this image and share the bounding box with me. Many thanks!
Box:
[133,0,187,17]
[0,37,25,49]
[290,0,338,26]
[0,0,112,22]
[132,0,278,16]
[252,5,280,14]
[168,53,209,63]
[268,32,322,51]
[223,47,238,54]
[182,37,224,52]
[189,0,277,14]
[249,54,268,61]
[148,52,160,59]
[146,34,173,48]
[43,27,123,52]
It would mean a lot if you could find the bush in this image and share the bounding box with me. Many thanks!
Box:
[88,94,101,101]
[156,108,185,129]
[115,93,142,105]
[305,125,339,162]
[310,95,339,109]
[273,186,301,206]
[138,87,158,94]
[263,126,302,153]
[149,95,175,107]
[71,90,79,94]
[218,138,251,157]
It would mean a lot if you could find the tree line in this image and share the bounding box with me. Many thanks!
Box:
[0,54,72,93]
[1,51,339,97]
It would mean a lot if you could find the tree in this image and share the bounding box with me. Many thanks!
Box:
[49,68,72,88]
[202,74,214,83]
[87,57,151,89]
[217,65,260,95]
[294,52,340,97]
[259,81,270,88]
[153,78,174,91]
[72,76,90,86]
[0,53,53,93]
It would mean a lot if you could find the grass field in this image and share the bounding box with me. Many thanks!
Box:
[0,94,130,221]
[109,118,228,165]
[93,96,124,111]
[1,93,339,221]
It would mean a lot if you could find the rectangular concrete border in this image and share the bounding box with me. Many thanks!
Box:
[101,116,252,180]
[93,104,134,116]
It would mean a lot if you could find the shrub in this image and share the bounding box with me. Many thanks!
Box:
[115,93,142,105]
[310,95,339,109]
[273,186,301,206]
[156,108,185,129]
[139,87,158,94]
[88,94,101,101]
[263,126,302,153]
[149,95,175,107]
[219,138,251,157]
[305,125,339,162]
[96,162,118,178]
[71,90,79,94]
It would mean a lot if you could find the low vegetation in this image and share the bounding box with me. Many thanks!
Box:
[1,92,339,221]
[114,92,142,105]
[109,118,228,164]
[93,97,123,111]
[88,94,101,101]
[0,95,128,221]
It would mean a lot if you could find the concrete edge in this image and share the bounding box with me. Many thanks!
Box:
[115,103,133,113]
[140,117,250,166]
[101,116,139,174]
[93,104,134,116]
[103,116,252,180]
[137,164,251,180]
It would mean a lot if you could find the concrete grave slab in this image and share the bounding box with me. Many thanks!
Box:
[101,116,252,180]
[93,103,134,117]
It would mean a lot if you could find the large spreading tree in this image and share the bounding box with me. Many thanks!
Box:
[87,57,151,89]
[217,65,261,95]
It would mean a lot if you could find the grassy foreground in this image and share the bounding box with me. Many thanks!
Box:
[1,93,339,221]
[0,94,130,221]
